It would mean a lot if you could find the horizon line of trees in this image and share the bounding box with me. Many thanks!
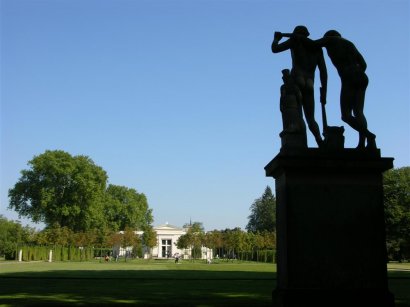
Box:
[246,167,410,262]
[176,222,276,262]
[0,216,158,260]
[3,150,409,262]
[1,215,276,262]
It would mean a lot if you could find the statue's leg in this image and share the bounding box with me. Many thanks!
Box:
[340,83,365,148]
[302,87,323,147]
[354,84,376,149]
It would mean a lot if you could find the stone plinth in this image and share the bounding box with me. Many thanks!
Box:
[265,149,395,307]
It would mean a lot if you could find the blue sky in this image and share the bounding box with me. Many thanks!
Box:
[1,0,409,231]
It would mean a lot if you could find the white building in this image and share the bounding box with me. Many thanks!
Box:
[147,223,212,260]
[116,223,212,260]
[148,223,186,258]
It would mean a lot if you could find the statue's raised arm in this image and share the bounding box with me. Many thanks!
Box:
[271,26,327,148]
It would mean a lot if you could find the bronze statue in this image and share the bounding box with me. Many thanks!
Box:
[279,69,308,150]
[272,25,328,147]
[280,69,306,135]
[311,30,376,149]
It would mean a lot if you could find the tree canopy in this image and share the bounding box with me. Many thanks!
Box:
[246,186,276,233]
[0,215,36,259]
[8,150,154,233]
[176,221,205,259]
[384,167,410,261]
[9,150,107,232]
[104,184,153,231]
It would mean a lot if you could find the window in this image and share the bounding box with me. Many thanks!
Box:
[161,239,172,257]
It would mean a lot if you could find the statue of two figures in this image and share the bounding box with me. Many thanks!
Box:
[273,25,377,151]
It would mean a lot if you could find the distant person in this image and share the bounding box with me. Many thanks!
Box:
[272,25,328,147]
[309,30,376,149]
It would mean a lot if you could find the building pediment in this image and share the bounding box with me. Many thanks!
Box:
[154,224,184,231]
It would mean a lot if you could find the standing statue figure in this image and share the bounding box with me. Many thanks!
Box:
[279,69,308,149]
[310,30,376,149]
[272,25,328,147]
[280,69,306,133]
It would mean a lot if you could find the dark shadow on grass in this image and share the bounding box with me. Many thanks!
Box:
[0,269,276,280]
[1,270,409,306]
[0,270,276,306]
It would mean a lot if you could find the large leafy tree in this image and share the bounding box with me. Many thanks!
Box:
[104,184,153,231]
[246,186,276,233]
[383,167,410,261]
[8,150,108,232]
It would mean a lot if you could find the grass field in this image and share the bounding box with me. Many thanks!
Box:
[0,260,409,306]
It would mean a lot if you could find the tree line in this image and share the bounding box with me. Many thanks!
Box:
[0,217,158,260]
[0,215,276,262]
[383,167,410,261]
[3,150,410,262]
[176,222,276,262]
[245,168,410,262]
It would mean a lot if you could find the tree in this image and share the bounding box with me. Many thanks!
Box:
[177,222,205,259]
[104,184,153,231]
[183,221,204,232]
[384,167,410,261]
[142,226,157,258]
[246,186,276,233]
[122,227,141,261]
[8,150,108,232]
[203,230,224,258]
[43,224,74,246]
[0,215,35,259]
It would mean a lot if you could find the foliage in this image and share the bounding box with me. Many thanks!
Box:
[384,167,410,261]
[0,215,36,259]
[202,227,276,263]
[8,150,155,235]
[141,225,157,256]
[104,184,153,231]
[40,224,74,246]
[122,227,141,261]
[204,230,224,256]
[106,232,123,247]
[246,186,276,233]
[176,222,205,259]
[24,245,94,262]
[8,150,108,232]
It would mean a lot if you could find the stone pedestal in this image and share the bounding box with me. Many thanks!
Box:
[265,149,395,307]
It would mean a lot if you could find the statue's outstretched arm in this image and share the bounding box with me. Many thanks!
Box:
[271,37,292,53]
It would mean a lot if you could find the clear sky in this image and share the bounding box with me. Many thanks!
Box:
[1,0,409,231]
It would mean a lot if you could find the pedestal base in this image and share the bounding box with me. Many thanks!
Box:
[280,131,307,150]
[265,149,395,307]
[273,288,394,307]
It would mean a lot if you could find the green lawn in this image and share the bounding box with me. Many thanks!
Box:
[0,260,409,306]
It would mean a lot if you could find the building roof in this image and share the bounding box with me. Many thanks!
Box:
[154,223,185,231]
